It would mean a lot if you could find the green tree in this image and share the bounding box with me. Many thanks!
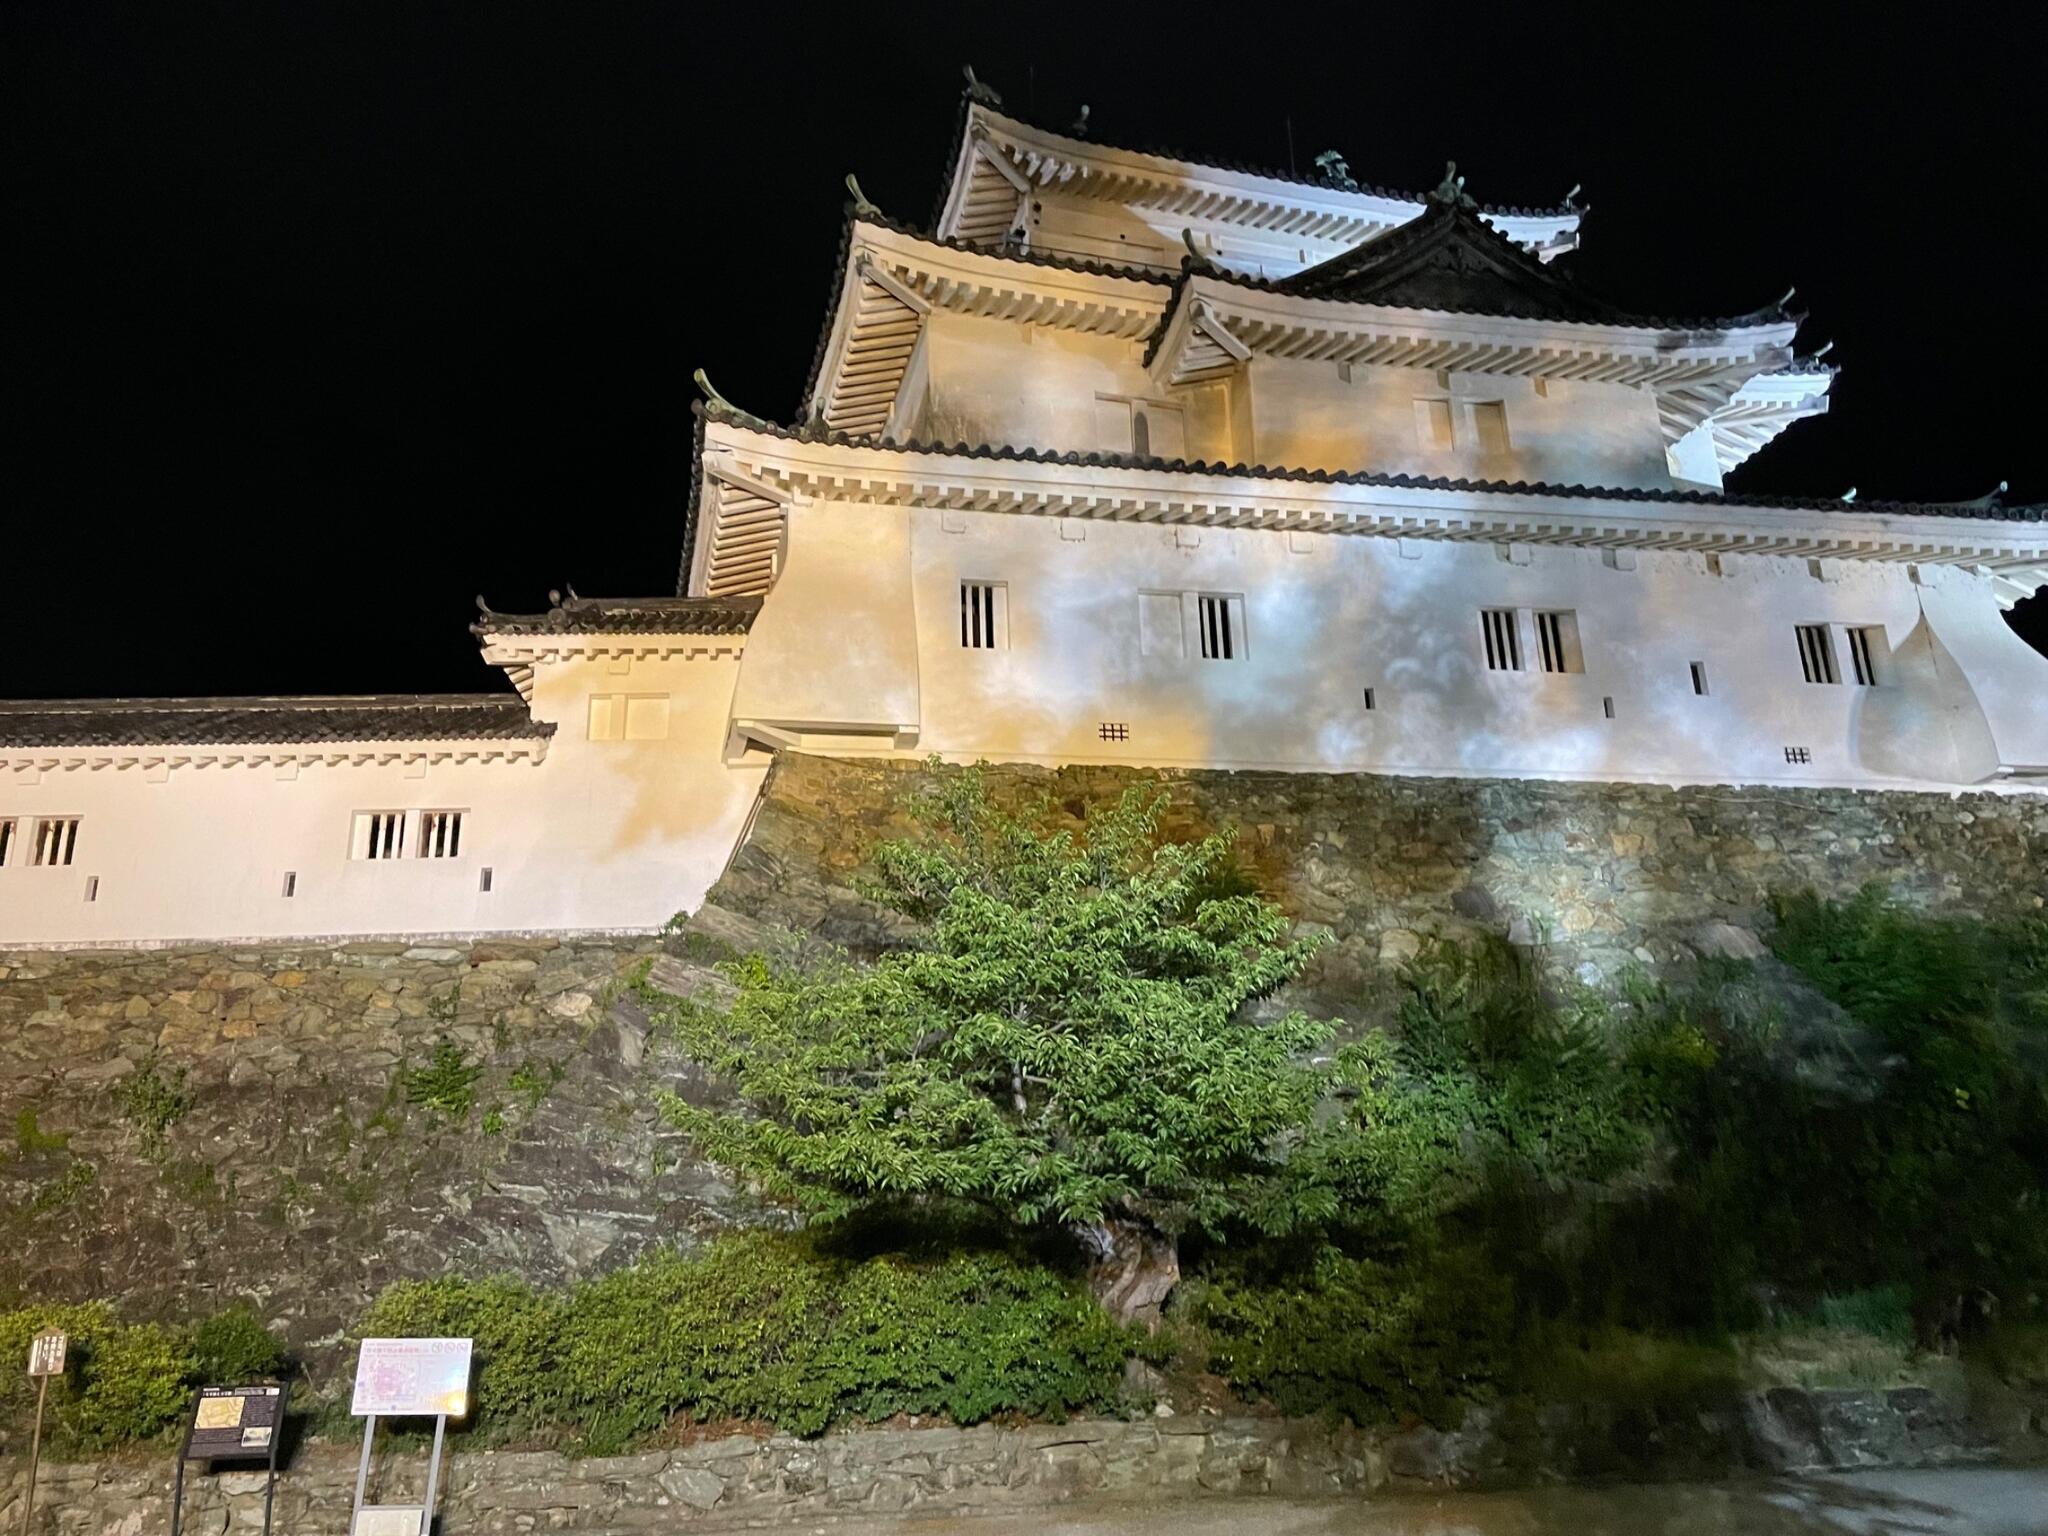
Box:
[648,763,1400,1323]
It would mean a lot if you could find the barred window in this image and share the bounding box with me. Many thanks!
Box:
[1795,624,1838,685]
[1846,625,1884,686]
[417,810,465,859]
[33,817,81,867]
[960,581,1005,650]
[1097,722,1130,742]
[1534,610,1582,674]
[353,811,406,860]
[0,818,15,867]
[1481,609,1522,672]
[1197,595,1237,661]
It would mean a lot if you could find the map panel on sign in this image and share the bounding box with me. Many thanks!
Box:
[350,1337,472,1417]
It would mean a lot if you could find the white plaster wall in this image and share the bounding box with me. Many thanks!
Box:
[917,313,1159,453]
[0,652,765,948]
[1248,360,1674,488]
[880,506,2048,789]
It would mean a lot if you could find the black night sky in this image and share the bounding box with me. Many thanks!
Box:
[6,3,2045,701]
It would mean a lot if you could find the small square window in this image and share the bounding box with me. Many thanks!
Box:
[1098,721,1130,742]
[1414,397,1455,450]
[1784,746,1812,765]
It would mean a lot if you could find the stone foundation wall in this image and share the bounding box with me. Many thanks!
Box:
[0,1388,2009,1536]
[0,937,743,1349]
[707,755,2048,1010]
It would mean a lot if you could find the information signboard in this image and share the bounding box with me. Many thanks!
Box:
[182,1384,286,1459]
[350,1337,472,1418]
[28,1329,67,1377]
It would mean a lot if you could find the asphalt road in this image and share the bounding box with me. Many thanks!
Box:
[769,1469,2048,1536]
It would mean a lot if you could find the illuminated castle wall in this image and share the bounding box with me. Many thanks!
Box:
[4,96,2044,947]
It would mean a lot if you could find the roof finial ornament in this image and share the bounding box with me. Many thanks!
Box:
[692,368,765,427]
[1841,487,1859,503]
[1564,182,1582,209]
[1312,149,1356,191]
[548,589,563,606]
[1430,161,1477,210]
[845,173,879,217]
[1180,228,1216,273]
[1777,285,1797,309]
[963,65,1002,107]
[1071,103,1090,136]
[474,594,493,615]
[1813,340,1835,359]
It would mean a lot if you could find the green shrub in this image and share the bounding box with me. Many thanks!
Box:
[0,1302,287,1455]
[1181,1244,1513,1426]
[191,1303,288,1383]
[114,1054,192,1149]
[355,1229,1131,1450]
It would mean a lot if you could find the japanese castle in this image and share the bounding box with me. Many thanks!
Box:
[5,87,2045,947]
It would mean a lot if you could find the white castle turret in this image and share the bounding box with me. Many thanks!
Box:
[5,90,2044,947]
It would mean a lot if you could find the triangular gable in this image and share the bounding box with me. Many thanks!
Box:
[1277,200,1625,323]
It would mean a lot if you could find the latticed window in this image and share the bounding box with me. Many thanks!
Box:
[1846,626,1883,686]
[1197,595,1236,660]
[1795,624,1838,685]
[1534,610,1581,674]
[960,582,1004,649]
[1097,722,1130,742]
[32,817,81,867]
[417,811,464,859]
[354,810,406,860]
[1481,609,1522,672]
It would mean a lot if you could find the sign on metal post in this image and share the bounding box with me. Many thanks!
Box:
[20,1329,67,1536]
[348,1338,472,1536]
[171,1382,291,1536]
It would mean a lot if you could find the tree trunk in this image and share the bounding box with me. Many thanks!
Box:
[1076,1214,1180,1329]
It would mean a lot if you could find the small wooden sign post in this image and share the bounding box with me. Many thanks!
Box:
[20,1329,66,1536]
[170,1382,290,1536]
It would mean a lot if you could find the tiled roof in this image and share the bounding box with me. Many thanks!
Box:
[796,205,1171,422]
[0,695,553,750]
[944,96,1578,221]
[1181,199,1792,336]
[474,593,761,637]
[692,404,2047,524]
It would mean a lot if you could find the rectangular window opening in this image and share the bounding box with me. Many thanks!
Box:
[480,866,494,893]
[355,810,406,860]
[1481,609,1522,672]
[1197,594,1238,661]
[1784,746,1812,765]
[1795,624,1839,685]
[1602,696,1616,720]
[1471,400,1510,454]
[960,581,1004,650]
[0,818,14,867]
[1097,722,1130,742]
[1362,687,1377,711]
[1414,397,1455,450]
[282,871,297,898]
[84,876,99,903]
[32,817,81,867]
[417,810,465,859]
[1846,625,1884,687]
[1534,610,1582,674]
[1690,662,1710,697]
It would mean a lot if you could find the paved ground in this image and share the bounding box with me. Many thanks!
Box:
[768,1469,2048,1536]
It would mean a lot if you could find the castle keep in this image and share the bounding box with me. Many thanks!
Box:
[5,93,2045,947]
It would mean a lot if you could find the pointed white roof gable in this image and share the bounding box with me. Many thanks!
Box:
[936,103,1584,277]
